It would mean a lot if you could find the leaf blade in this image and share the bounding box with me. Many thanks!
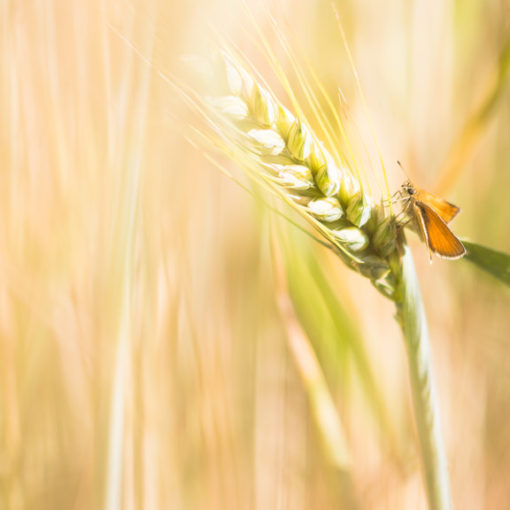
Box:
[462,240,510,287]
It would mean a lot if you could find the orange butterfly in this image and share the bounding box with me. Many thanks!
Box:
[400,181,466,260]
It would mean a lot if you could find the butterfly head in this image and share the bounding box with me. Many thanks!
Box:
[401,181,416,197]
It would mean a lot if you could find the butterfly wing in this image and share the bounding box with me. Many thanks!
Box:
[414,188,460,223]
[414,202,466,259]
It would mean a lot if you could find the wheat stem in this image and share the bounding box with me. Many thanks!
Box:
[396,244,452,510]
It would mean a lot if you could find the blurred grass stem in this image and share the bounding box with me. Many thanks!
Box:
[436,37,510,195]
[105,17,152,509]
[270,228,360,509]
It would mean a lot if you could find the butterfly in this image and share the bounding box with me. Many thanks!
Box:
[400,181,466,260]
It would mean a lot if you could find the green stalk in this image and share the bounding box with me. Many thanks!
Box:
[395,245,452,510]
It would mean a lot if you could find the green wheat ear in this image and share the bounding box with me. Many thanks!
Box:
[191,49,452,510]
[205,51,400,300]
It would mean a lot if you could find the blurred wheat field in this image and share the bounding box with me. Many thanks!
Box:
[2,1,510,509]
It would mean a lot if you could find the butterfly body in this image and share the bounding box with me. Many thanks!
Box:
[400,181,466,260]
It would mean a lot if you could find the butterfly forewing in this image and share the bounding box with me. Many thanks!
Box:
[413,188,460,223]
[414,202,466,259]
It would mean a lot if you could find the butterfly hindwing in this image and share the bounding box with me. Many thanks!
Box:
[414,202,466,259]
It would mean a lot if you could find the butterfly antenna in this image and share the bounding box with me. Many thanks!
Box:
[396,160,411,182]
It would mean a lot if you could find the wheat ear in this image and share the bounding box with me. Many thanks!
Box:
[203,51,400,299]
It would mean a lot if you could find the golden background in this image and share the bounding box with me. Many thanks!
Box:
[1,1,510,508]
